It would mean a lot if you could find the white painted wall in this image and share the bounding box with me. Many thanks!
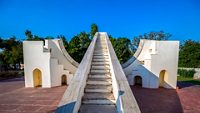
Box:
[123,39,179,89]
[23,39,78,88]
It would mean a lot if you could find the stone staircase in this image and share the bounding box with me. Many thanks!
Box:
[79,36,117,113]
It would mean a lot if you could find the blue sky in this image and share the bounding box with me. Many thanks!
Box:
[0,0,200,42]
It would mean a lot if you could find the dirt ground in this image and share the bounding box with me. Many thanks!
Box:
[131,82,200,113]
[0,77,67,113]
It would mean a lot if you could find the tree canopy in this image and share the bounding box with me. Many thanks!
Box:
[67,32,91,63]
[132,31,171,49]
[1,24,199,70]
[0,37,23,69]
[90,23,98,38]
[109,35,133,63]
[25,30,45,41]
[179,40,200,68]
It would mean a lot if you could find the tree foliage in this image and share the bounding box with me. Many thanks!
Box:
[66,23,98,62]
[25,30,43,41]
[90,23,98,38]
[132,31,171,49]
[4,25,198,71]
[0,37,23,69]
[179,40,200,68]
[67,32,91,63]
[109,35,133,63]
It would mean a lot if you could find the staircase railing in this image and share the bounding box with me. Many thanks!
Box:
[56,32,141,113]
[104,32,141,113]
[56,33,98,113]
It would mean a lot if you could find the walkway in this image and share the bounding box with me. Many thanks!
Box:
[131,83,200,113]
[0,77,66,113]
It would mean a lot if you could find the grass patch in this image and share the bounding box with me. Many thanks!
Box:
[177,76,200,85]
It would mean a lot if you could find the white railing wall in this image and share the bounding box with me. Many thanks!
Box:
[56,33,98,113]
[56,32,141,113]
[104,32,141,113]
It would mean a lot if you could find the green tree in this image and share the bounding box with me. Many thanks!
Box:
[68,32,91,63]
[25,30,33,40]
[179,40,200,68]
[25,30,43,41]
[132,31,171,49]
[109,35,133,63]
[0,37,23,69]
[45,36,54,39]
[0,37,3,48]
[90,23,98,38]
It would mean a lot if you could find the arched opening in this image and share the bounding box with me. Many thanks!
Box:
[61,75,67,85]
[134,76,142,86]
[33,68,42,87]
[159,70,168,87]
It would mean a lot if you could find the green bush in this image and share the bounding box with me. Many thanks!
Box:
[0,71,22,80]
[18,71,24,76]
[178,69,196,78]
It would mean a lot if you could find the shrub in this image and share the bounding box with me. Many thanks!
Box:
[178,69,196,78]
[0,71,22,80]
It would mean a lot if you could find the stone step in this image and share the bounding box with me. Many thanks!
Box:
[85,88,112,93]
[93,55,109,59]
[87,80,111,85]
[92,58,109,62]
[82,100,115,105]
[88,78,111,82]
[83,93,115,100]
[94,49,107,51]
[93,53,108,56]
[86,84,112,90]
[95,44,106,45]
[94,49,107,52]
[95,46,107,49]
[90,69,110,74]
[97,39,106,40]
[88,75,111,79]
[91,65,110,70]
[91,62,109,66]
[93,52,108,55]
[91,61,109,65]
[95,41,106,43]
[94,50,107,52]
[94,48,107,51]
[95,46,106,48]
[79,105,116,113]
[95,45,106,47]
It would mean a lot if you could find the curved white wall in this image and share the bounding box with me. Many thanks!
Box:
[23,39,78,88]
[123,39,179,89]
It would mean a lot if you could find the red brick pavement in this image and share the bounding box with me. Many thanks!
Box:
[1,78,200,113]
[0,78,67,113]
[131,84,200,113]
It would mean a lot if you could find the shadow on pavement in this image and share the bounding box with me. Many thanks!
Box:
[131,86,183,113]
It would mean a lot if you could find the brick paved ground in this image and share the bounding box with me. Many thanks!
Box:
[0,77,67,113]
[177,82,200,113]
[1,78,200,113]
[131,83,200,113]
